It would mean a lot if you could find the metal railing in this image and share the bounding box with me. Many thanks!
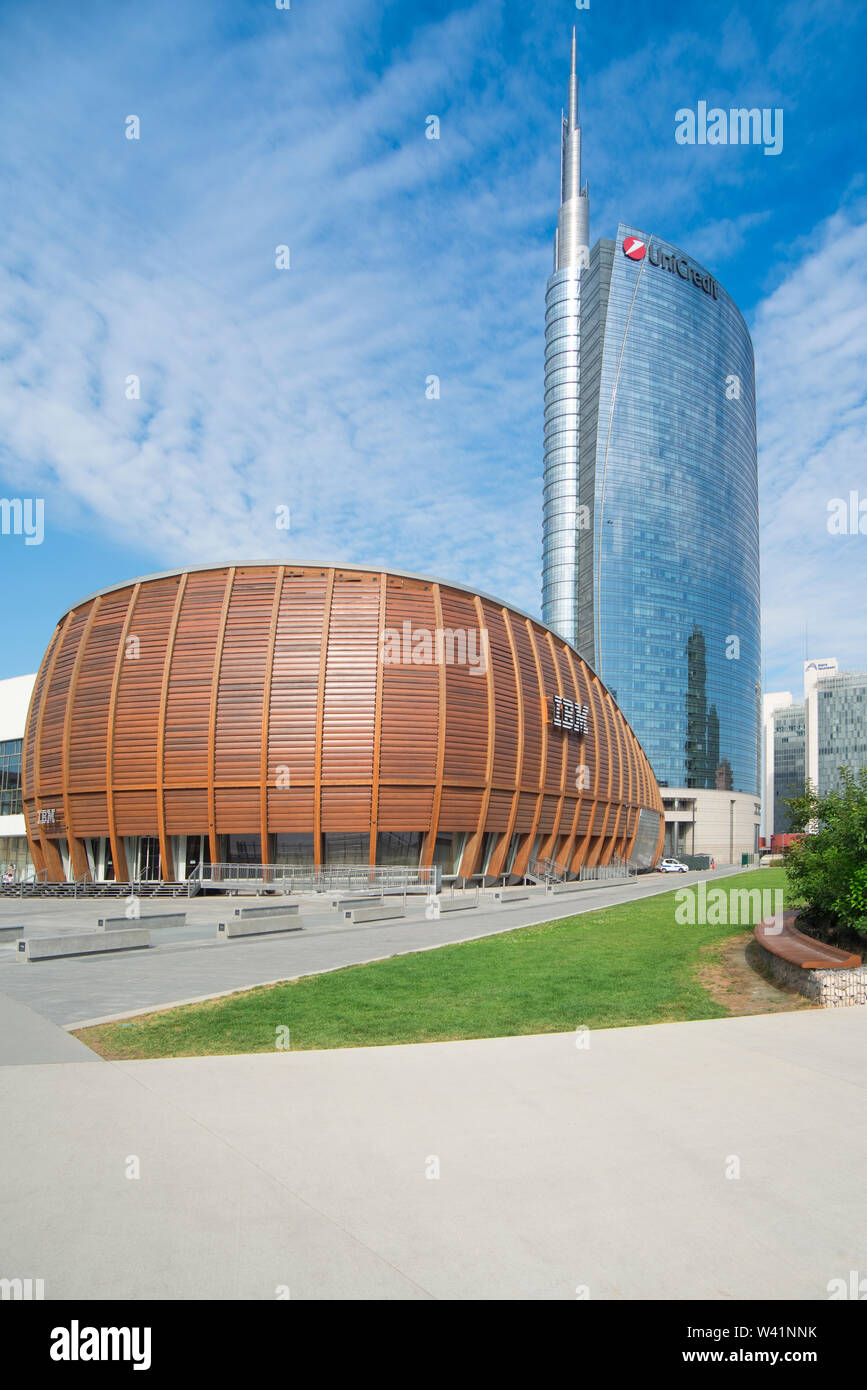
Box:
[190,862,437,895]
[0,867,48,897]
[529,853,635,887]
[442,879,481,905]
[529,856,570,882]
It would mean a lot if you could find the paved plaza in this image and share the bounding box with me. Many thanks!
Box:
[1,1003,864,1299]
[3,867,862,1301]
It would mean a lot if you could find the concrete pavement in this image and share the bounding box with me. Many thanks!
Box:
[2,1006,865,1300]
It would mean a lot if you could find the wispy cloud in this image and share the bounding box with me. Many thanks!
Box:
[754,204,867,692]
[0,0,864,692]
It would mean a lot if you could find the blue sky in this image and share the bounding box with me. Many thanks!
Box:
[0,0,864,698]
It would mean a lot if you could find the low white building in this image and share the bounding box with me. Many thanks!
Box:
[0,672,37,881]
[660,788,761,866]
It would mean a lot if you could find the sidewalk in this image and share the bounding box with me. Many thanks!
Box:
[1,1006,864,1300]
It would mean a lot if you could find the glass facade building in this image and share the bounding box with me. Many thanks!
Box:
[815,673,867,794]
[772,704,805,833]
[540,44,761,805]
[0,738,23,816]
[545,222,761,797]
[541,29,589,645]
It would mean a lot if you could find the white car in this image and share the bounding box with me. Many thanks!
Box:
[657,857,689,873]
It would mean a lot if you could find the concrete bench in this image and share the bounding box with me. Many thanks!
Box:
[344,904,405,924]
[438,900,479,913]
[17,929,151,962]
[331,894,383,909]
[234,903,298,919]
[493,889,531,903]
[0,925,25,942]
[548,878,630,896]
[98,912,186,930]
[217,916,303,940]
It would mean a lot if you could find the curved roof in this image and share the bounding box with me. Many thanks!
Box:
[56,556,618,698]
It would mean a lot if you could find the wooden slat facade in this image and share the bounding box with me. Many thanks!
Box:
[22,564,665,879]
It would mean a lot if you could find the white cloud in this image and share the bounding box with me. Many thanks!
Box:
[753,206,867,693]
[0,0,864,698]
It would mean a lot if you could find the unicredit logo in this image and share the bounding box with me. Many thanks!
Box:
[623,236,646,260]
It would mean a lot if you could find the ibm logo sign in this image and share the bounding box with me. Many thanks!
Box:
[550,696,589,737]
[36,808,56,826]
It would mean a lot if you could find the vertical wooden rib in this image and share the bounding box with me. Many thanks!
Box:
[208,568,236,870]
[420,582,448,867]
[523,620,548,872]
[106,585,140,882]
[368,572,388,867]
[313,568,335,869]
[259,566,284,872]
[31,618,72,881]
[487,606,524,877]
[458,596,495,877]
[575,667,603,869]
[538,630,568,864]
[592,676,617,864]
[607,687,629,859]
[63,597,101,880]
[475,594,497,874]
[624,733,642,863]
[602,691,625,859]
[557,642,584,870]
[156,573,188,882]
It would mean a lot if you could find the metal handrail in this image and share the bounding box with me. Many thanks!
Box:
[529,854,635,888]
[191,862,436,894]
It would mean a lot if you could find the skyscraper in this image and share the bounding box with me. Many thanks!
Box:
[541,29,589,647]
[542,32,762,861]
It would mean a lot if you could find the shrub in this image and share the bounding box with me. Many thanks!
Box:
[784,768,867,941]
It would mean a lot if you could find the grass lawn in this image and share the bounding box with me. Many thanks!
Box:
[75,868,796,1059]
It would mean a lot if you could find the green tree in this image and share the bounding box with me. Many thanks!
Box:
[784,768,867,942]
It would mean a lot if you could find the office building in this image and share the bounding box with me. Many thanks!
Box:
[764,658,867,836]
[541,34,761,861]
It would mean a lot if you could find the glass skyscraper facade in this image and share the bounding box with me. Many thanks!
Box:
[541,40,761,802]
[815,673,867,794]
[772,704,805,833]
[577,225,761,795]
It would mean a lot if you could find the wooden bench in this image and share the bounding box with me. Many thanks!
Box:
[754,912,862,970]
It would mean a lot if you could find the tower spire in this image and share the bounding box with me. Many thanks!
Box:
[568,25,578,132]
[555,27,589,270]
